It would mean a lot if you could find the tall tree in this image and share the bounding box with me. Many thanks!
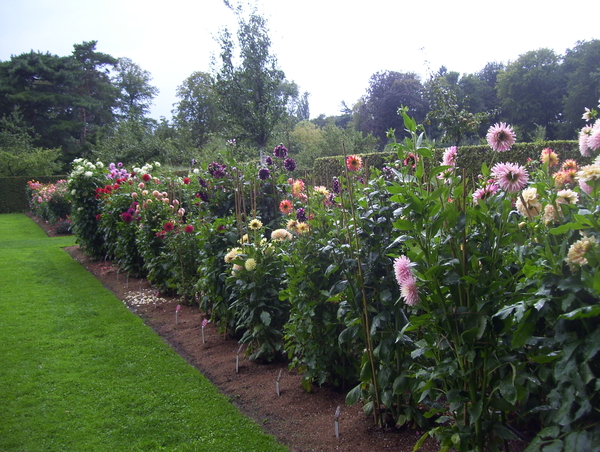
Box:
[355,71,427,148]
[173,71,222,148]
[112,57,159,121]
[561,40,600,138]
[496,48,566,140]
[214,6,295,152]
[70,41,119,151]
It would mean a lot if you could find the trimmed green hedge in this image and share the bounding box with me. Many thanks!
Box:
[0,175,68,214]
[311,141,586,187]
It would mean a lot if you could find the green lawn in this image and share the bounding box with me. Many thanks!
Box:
[0,213,287,452]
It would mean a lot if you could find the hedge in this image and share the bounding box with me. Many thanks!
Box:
[0,175,68,214]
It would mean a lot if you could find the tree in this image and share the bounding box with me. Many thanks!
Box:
[561,40,600,138]
[70,41,119,152]
[112,57,159,121]
[0,110,61,176]
[355,71,427,148]
[425,68,487,146]
[214,7,295,153]
[173,71,223,148]
[496,48,566,140]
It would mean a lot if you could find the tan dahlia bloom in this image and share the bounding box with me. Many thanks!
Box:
[542,204,559,226]
[556,189,579,205]
[516,187,542,219]
[224,247,242,263]
[577,164,600,183]
[271,228,293,241]
[566,235,598,271]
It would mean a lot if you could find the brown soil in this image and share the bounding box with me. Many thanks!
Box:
[32,214,441,451]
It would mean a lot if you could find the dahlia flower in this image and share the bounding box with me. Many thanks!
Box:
[491,162,529,193]
[346,155,363,171]
[486,122,516,152]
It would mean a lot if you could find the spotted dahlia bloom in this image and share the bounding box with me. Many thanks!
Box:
[565,235,598,271]
[258,168,271,180]
[332,178,341,194]
[273,144,288,159]
[487,122,516,152]
[284,158,297,172]
[296,207,307,222]
[346,154,363,171]
[491,162,529,193]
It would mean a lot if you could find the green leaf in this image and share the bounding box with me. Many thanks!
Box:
[260,311,271,326]
[564,431,591,452]
[500,382,518,405]
[560,305,600,320]
[346,384,362,406]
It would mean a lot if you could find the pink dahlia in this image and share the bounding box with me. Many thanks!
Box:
[400,275,419,307]
[486,122,516,152]
[346,155,363,172]
[393,256,413,286]
[491,162,529,193]
[589,126,600,152]
[442,146,458,167]
[579,127,592,156]
[472,183,499,202]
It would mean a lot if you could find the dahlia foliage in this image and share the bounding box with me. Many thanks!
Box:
[61,104,600,451]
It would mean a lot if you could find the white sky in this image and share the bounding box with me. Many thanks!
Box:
[0,0,597,120]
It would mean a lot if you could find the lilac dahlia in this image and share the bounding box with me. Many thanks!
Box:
[491,162,529,193]
[487,122,516,152]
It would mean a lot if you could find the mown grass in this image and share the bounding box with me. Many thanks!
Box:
[0,214,287,452]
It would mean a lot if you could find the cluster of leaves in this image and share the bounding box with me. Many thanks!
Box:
[66,110,600,451]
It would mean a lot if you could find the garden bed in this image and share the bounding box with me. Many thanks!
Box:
[31,214,439,451]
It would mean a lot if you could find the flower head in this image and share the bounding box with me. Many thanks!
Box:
[284,158,297,172]
[491,162,529,193]
[224,247,242,263]
[291,179,305,198]
[403,153,418,168]
[393,256,414,286]
[273,144,288,159]
[542,204,559,226]
[577,164,600,184]
[183,177,191,185]
[556,189,579,205]
[121,212,133,223]
[271,228,293,241]
[296,222,310,234]
[286,219,298,231]
[566,235,598,271]
[296,207,307,222]
[142,174,152,182]
[472,183,499,202]
[249,219,263,230]
[184,224,194,233]
[346,154,363,172]
[400,275,419,307]
[516,187,542,219]
[540,148,559,166]
[332,178,341,194]
[279,199,293,215]
[258,168,271,180]
[163,221,175,232]
[442,146,458,167]
[245,258,257,271]
[486,122,516,152]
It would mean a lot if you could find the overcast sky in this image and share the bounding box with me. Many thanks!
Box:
[1,0,597,120]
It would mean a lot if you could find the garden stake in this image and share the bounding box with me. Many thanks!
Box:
[334,406,341,438]
[175,304,181,324]
[236,344,243,373]
[201,318,208,343]
[275,369,282,396]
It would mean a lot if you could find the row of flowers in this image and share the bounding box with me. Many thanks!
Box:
[60,105,600,451]
[26,179,72,234]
